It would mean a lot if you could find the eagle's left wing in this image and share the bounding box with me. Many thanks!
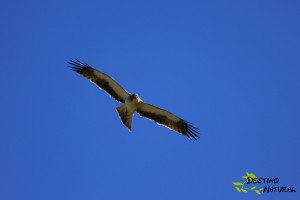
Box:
[69,59,129,103]
[137,102,199,140]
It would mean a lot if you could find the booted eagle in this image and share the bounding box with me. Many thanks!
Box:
[69,59,199,140]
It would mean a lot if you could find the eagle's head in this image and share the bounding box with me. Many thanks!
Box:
[129,94,141,102]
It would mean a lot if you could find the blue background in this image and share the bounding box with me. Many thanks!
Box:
[1,0,299,199]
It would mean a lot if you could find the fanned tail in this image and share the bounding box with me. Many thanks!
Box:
[116,105,133,131]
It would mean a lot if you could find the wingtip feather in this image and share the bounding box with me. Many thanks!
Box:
[184,122,200,140]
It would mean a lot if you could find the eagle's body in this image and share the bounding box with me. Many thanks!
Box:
[124,94,141,116]
[116,94,141,131]
[69,59,199,140]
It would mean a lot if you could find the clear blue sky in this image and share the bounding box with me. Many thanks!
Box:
[0,0,299,199]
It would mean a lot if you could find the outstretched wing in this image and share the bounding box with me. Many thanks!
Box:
[69,59,129,103]
[137,102,199,140]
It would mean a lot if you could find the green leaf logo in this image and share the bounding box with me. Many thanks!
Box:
[232,182,243,186]
[251,186,256,190]
[246,172,257,179]
[241,189,248,193]
[232,172,264,195]
[255,190,261,195]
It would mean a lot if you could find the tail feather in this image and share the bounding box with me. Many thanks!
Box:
[116,105,133,131]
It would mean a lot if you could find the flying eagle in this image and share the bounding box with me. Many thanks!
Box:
[69,59,199,140]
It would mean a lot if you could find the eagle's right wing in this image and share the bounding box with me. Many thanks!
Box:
[137,102,199,140]
[69,59,129,103]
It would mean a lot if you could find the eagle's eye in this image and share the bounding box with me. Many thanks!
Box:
[130,94,136,100]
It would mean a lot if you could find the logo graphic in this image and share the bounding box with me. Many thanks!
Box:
[232,172,296,195]
[232,172,264,194]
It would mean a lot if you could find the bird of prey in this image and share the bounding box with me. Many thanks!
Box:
[69,59,199,140]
